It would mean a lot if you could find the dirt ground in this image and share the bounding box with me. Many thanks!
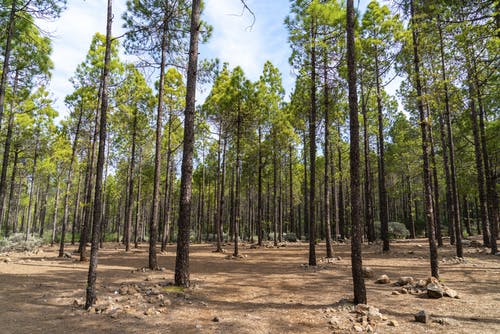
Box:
[0,237,499,334]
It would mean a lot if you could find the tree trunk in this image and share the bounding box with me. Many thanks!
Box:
[411,0,438,278]
[323,57,333,258]
[360,79,375,243]
[59,104,83,256]
[124,109,138,252]
[51,178,61,246]
[346,0,366,305]
[5,149,19,236]
[134,150,142,248]
[467,63,490,247]
[438,17,462,255]
[257,127,263,246]
[374,53,389,252]
[174,0,201,287]
[233,107,241,256]
[85,0,112,309]
[71,171,82,245]
[149,11,170,270]
[308,19,317,266]
[26,139,39,240]
[0,0,16,129]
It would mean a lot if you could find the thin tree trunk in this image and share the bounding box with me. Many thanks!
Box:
[374,52,389,252]
[174,0,201,287]
[59,105,83,256]
[346,0,366,304]
[51,178,61,246]
[125,109,138,252]
[438,17,462,255]
[308,19,317,266]
[71,170,82,245]
[134,150,142,248]
[234,107,242,256]
[0,0,16,129]
[5,149,19,236]
[323,57,333,258]
[257,127,263,246]
[411,0,438,278]
[26,140,39,240]
[85,0,112,309]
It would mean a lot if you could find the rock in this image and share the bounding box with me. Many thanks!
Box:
[415,310,430,323]
[336,256,342,261]
[63,252,72,258]
[408,250,414,254]
[426,276,439,285]
[3,257,11,263]
[416,279,427,288]
[144,307,156,316]
[118,286,128,295]
[195,324,202,329]
[355,304,370,315]
[375,274,391,284]
[367,306,383,322]
[212,316,220,322]
[366,324,373,332]
[434,317,459,326]
[427,282,444,298]
[399,287,409,294]
[362,267,374,278]
[391,291,400,295]
[461,239,472,247]
[353,325,364,332]
[443,287,458,298]
[328,316,340,326]
[397,276,414,285]
[387,319,398,327]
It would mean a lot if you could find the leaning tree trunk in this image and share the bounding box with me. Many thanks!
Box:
[346,0,366,305]
[174,0,201,287]
[411,0,438,278]
[85,0,112,309]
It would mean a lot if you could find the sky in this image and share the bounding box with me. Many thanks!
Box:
[37,0,376,121]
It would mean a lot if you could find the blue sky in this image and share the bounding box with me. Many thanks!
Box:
[38,0,376,120]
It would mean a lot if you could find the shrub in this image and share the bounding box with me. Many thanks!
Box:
[0,233,43,253]
[284,232,297,242]
[373,221,410,240]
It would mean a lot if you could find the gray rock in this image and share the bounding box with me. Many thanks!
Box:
[397,276,414,285]
[415,310,429,323]
[427,283,444,298]
[375,274,391,284]
[387,319,398,327]
[362,267,374,278]
[443,287,458,298]
[434,317,459,326]
[367,306,383,322]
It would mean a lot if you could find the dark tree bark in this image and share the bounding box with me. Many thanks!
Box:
[257,127,263,246]
[360,78,375,243]
[5,149,19,236]
[233,106,242,256]
[346,0,366,305]
[26,139,39,240]
[134,151,142,248]
[467,64,491,248]
[273,150,278,247]
[0,0,16,129]
[337,131,345,239]
[407,176,416,239]
[85,0,112,309]
[428,117,443,247]
[149,10,170,270]
[374,52,389,252]
[438,17,462,256]
[288,144,294,241]
[71,171,82,245]
[473,60,498,254]
[411,0,438,278]
[59,104,83,256]
[174,0,201,287]
[323,58,333,258]
[124,108,138,252]
[308,19,317,266]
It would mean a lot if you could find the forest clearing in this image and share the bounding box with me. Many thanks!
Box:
[0,0,499,332]
[1,238,499,334]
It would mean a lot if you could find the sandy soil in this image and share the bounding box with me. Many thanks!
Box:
[0,237,499,334]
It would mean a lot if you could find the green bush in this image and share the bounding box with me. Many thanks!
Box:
[284,232,297,242]
[0,233,43,253]
[373,221,410,240]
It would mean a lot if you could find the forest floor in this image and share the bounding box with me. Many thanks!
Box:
[0,237,499,334]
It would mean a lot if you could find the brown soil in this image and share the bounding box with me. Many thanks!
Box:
[0,238,499,333]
